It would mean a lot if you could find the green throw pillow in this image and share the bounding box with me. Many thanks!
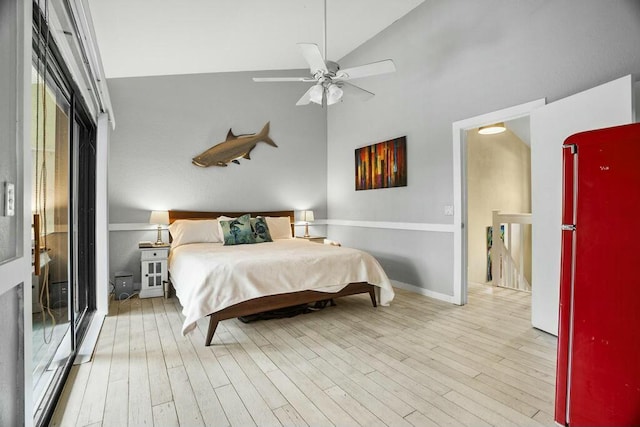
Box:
[251,216,273,243]
[220,214,256,245]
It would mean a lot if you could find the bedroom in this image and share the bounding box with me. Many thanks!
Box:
[1,0,640,426]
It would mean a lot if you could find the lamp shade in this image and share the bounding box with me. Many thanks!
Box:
[326,84,343,105]
[149,210,169,225]
[309,84,324,104]
[478,122,506,135]
[302,210,315,222]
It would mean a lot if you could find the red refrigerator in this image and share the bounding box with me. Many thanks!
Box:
[555,123,640,426]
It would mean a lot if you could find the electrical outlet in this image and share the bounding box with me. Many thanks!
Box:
[4,182,15,217]
[444,205,454,216]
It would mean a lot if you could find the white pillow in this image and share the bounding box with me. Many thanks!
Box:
[169,219,221,248]
[265,216,293,239]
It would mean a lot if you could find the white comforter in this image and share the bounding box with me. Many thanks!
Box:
[169,239,394,335]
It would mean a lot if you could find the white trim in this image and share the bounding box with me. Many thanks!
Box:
[494,212,532,224]
[0,259,30,295]
[109,223,164,232]
[68,0,116,127]
[391,280,456,304]
[109,220,455,233]
[20,1,34,424]
[95,114,110,316]
[325,219,455,233]
[452,98,546,306]
[45,3,97,120]
[74,313,105,365]
[44,1,115,127]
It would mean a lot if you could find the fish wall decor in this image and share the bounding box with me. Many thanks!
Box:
[192,122,277,167]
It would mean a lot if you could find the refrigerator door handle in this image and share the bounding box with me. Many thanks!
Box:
[561,224,576,231]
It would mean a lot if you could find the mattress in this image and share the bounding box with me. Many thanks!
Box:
[169,239,394,335]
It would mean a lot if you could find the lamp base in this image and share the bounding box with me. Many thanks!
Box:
[303,223,310,238]
[155,225,164,245]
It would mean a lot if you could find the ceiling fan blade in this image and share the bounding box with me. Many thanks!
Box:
[298,43,328,74]
[336,59,396,80]
[341,82,375,101]
[295,85,316,106]
[253,77,316,82]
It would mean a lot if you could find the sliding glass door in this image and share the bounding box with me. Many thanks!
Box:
[31,63,74,417]
[71,107,96,346]
[31,9,97,424]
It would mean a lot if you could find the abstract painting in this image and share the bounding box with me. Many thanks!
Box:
[355,136,407,191]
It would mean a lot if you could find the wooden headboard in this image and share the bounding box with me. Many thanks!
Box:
[168,210,296,235]
[168,210,295,223]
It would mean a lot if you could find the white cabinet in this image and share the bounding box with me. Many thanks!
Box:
[140,247,168,298]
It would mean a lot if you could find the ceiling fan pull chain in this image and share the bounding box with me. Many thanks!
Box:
[323,0,327,60]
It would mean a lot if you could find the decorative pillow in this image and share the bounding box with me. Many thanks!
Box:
[265,216,293,239]
[217,215,234,239]
[219,214,256,245]
[251,216,273,243]
[168,219,221,248]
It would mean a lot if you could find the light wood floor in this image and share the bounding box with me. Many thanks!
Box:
[51,284,557,426]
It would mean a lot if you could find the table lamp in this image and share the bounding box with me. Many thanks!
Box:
[149,210,169,245]
[302,210,314,238]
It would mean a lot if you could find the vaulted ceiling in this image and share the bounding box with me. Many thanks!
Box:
[87,0,425,79]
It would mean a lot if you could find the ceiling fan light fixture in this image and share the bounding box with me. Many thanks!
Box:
[326,84,343,105]
[251,0,395,106]
[478,122,507,135]
[309,84,324,104]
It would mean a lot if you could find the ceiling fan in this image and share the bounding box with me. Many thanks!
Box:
[252,0,396,106]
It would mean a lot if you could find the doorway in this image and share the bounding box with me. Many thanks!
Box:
[451,99,544,305]
[466,120,532,291]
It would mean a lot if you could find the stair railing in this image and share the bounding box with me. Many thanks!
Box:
[491,210,532,291]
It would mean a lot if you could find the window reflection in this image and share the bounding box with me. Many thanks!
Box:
[31,64,72,414]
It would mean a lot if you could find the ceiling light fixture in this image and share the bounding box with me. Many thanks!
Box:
[326,84,343,105]
[308,82,344,106]
[478,122,507,135]
[251,0,396,106]
[309,83,324,104]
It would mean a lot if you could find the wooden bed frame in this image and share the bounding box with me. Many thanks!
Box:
[168,210,378,346]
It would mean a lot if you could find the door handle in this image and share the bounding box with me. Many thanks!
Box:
[33,214,41,276]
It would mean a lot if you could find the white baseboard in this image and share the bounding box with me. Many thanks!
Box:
[391,280,456,304]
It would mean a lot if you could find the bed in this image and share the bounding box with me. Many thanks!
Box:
[168,210,395,346]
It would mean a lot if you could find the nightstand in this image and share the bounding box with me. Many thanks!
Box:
[296,236,326,244]
[139,246,169,298]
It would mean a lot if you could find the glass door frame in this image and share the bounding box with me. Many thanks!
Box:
[31,5,97,425]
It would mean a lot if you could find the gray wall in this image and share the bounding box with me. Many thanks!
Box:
[0,0,18,263]
[326,0,640,296]
[107,70,327,282]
